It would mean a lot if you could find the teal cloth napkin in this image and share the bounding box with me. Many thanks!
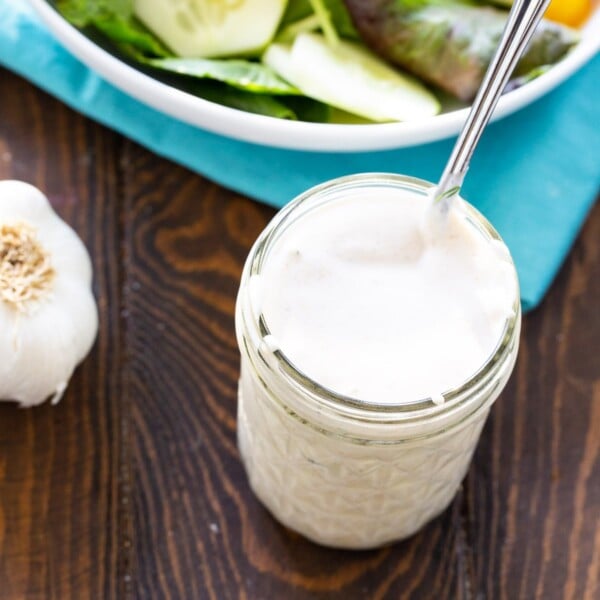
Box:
[2,1,599,311]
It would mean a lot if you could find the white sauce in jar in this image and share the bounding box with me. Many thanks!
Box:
[236,178,520,548]
[256,188,515,403]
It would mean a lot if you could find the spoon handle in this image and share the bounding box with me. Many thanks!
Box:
[435,0,553,206]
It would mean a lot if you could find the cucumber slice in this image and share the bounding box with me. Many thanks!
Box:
[263,33,440,122]
[133,0,287,58]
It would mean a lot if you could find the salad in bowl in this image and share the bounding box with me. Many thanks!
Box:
[35,0,599,149]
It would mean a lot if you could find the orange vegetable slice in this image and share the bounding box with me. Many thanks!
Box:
[545,0,592,27]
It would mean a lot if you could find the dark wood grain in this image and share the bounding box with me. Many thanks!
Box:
[465,200,600,600]
[0,69,598,599]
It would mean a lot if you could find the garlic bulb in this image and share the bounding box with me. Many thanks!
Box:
[0,181,98,407]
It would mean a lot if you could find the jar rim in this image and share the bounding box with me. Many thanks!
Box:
[240,173,521,422]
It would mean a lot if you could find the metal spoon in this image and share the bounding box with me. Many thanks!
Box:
[434,0,553,210]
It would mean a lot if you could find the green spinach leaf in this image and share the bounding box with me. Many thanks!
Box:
[280,96,331,122]
[178,80,299,119]
[146,58,300,95]
[55,0,131,26]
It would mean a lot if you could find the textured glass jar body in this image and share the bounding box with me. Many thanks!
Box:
[236,174,521,549]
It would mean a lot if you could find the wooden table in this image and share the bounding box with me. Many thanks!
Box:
[0,68,598,600]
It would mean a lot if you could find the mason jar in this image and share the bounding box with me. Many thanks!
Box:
[235,174,521,550]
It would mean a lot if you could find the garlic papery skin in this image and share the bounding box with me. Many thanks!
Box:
[0,181,98,407]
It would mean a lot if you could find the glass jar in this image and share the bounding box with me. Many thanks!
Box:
[235,174,521,550]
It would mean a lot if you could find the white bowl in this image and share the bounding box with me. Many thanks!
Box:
[30,0,600,152]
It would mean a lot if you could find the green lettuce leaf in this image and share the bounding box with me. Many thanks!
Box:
[93,17,171,57]
[165,78,298,120]
[280,96,331,122]
[167,75,332,121]
[145,58,300,95]
[55,0,169,56]
[281,0,359,39]
[55,0,130,26]
[198,84,299,119]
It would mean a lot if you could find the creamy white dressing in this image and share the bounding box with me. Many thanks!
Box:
[236,179,520,548]
[255,188,516,403]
